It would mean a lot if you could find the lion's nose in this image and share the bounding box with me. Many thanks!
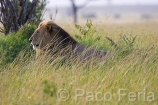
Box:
[29,38,32,42]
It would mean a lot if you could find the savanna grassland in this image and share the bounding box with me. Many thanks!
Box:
[0,22,158,105]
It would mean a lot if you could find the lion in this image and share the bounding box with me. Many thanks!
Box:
[29,20,107,60]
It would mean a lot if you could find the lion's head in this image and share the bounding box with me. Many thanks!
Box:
[29,20,77,51]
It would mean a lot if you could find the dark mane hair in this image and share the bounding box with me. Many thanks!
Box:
[52,23,77,44]
[43,21,77,47]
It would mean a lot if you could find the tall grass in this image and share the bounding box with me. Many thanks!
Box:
[0,22,158,105]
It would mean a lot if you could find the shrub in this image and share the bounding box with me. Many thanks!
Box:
[75,19,98,45]
[0,24,37,66]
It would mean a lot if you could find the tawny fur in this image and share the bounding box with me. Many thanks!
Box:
[29,20,107,60]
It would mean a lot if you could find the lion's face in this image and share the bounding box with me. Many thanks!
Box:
[29,22,53,50]
[29,28,43,50]
[29,20,77,54]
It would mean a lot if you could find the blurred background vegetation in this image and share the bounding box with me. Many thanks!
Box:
[0,1,158,104]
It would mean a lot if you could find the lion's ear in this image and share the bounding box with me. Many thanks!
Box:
[38,22,43,28]
[46,24,52,32]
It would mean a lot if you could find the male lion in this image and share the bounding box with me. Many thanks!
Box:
[29,20,107,60]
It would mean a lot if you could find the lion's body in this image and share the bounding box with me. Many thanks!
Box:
[29,20,107,60]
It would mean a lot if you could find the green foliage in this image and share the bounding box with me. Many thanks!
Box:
[29,0,47,25]
[106,34,136,58]
[75,19,137,57]
[119,35,136,55]
[122,35,136,49]
[75,19,101,46]
[0,24,37,66]
[43,80,57,97]
[114,35,136,57]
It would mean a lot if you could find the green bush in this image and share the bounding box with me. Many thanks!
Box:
[75,20,99,45]
[75,19,108,50]
[0,24,37,66]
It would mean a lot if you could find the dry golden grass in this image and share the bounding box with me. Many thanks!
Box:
[0,22,158,105]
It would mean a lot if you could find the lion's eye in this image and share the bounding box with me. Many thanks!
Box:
[36,31,38,33]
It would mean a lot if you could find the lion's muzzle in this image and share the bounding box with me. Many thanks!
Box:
[32,44,39,50]
[29,38,39,50]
